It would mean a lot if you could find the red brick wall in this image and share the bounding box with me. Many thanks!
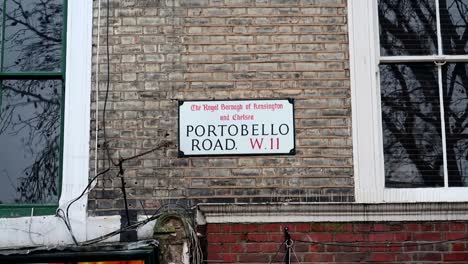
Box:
[205,222,468,263]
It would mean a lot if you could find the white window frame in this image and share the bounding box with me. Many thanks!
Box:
[0,0,93,246]
[60,0,94,233]
[349,0,468,203]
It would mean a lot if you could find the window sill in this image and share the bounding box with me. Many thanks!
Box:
[197,202,468,224]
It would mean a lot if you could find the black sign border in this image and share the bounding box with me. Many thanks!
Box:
[178,98,296,158]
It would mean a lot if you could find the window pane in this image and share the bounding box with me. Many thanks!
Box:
[380,64,444,187]
[440,0,468,55]
[0,80,62,204]
[443,63,468,186]
[378,0,438,56]
[1,0,63,72]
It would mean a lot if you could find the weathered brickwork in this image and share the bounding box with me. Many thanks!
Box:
[206,222,468,263]
[88,0,351,215]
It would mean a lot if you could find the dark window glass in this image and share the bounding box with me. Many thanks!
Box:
[443,63,468,186]
[379,0,438,56]
[0,80,62,204]
[0,4,2,45]
[380,63,444,187]
[1,0,63,72]
[440,0,468,55]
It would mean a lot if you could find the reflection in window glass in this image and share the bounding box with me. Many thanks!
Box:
[441,0,468,55]
[443,63,468,186]
[1,0,63,72]
[378,0,438,56]
[0,80,62,204]
[380,64,444,187]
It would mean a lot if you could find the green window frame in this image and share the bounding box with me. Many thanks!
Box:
[0,0,67,217]
[0,248,159,263]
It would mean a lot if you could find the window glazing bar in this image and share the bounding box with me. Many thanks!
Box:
[436,0,448,187]
[437,65,449,188]
[380,55,468,63]
[435,0,443,55]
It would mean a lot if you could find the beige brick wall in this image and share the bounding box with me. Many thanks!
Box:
[89,0,352,215]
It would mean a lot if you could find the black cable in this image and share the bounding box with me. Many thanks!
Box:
[101,0,117,168]
[290,244,302,264]
[62,168,111,224]
[79,211,163,246]
[80,203,195,246]
[56,209,79,245]
[120,141,172,162]
[264,234,468,264]
[295,235,468,248]
[58,0,116,241]
[57,136,171,241]
[61,0,115,227]
[139,200,149,219]
[268,241,285,264]
[113,141,171,227]
[43,203,198,252]
[284,227,292,264]
[56,167,111,244]
[56,0,174,245]
[119,170,131,226]
[97,0,173,171]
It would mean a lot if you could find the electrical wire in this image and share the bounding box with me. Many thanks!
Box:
[58,0,113,239]
[268,241,285,264]
[27,208,40,246]
[58,196,196,249]
[101,0,117,168]
[72,202,172,246]
[295,235,468,248]
[266,233,468,264]
[56,168,111,245]
[81,204,198,246]
[56,0,174,242]
[57,141,172,244]
[56,209,79,245]
[80,212,162,246]
[121,141,172,162]
[139,200,149,220]
[94,0,102,177]
[163,209,204,264]
[290,243,302,264]
[65,168,111,222]
[97,0,171,168]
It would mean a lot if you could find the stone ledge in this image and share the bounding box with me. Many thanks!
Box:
[197,202,468,224]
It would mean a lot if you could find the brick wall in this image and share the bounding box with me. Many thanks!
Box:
[88,0,352,215]
[205,222,468,263]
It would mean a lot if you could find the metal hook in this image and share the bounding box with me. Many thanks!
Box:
[434,60,447,66]
[284,227,292,264]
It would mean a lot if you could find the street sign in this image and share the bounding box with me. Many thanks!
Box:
[178,99,295,157]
